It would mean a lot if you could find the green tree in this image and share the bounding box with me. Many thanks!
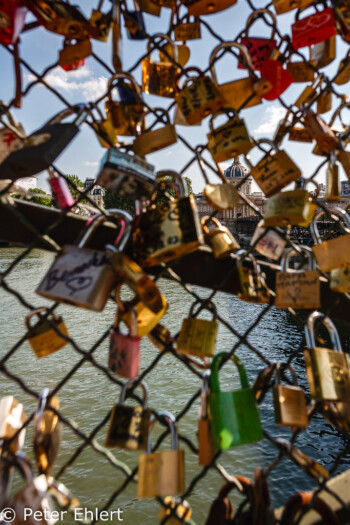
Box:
[12,188,54,207]
[104,190,135,215]
[184,176,194,195]
[65,174,87,203]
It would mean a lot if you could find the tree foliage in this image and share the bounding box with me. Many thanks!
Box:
[104,190,136,215]
[12,188,55,207]
[65,174,87,203]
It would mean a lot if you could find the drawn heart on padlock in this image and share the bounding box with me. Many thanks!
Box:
[287,287,301,304]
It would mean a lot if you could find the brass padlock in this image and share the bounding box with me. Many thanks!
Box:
[28,0,89,40]
[105,72,144,137]
[120,292,168,338]
[294,75,322,108]
[158,40,190,68]
[338,149,350,178]
[0,396,26,454]
[175,67,225,126]
[25,308,69,358]
[138,411,185,498]
[239,8,278,71]
[105,380,152,450]
[34,388,62,475]
[210,42,268,111]
[334,51,350,85]
[148,323,174,351]
[326,152,340,201]
[207,110,253,163]
[174,12,201,42]
[273,364,309,429]
[236,250,271,304]
[142,33,179,98]
[288,125,313,142]
[272,0,314,16]
[334,0,350,42]
[184,0,236,17]
[58,38,92,70]
[133,108,177,157]
[244,139,301,198]
[275,246,320,310]
[317,83,332,115]
[311,207,350,272]
[159,496,192,524]
[136,0,161,16]
[250,219,286,261]
[201,216,240,258]
[90,103,118,148]
[286,48,315,83]
[177,301,218,358]
[330,265,350,293]
[264,186,317,227]
[313,36,336,69]
[304,311,350,402]
[303,109,338,152]
[88,0,117,41]
[132,171,204,267]
[198,370,215,466]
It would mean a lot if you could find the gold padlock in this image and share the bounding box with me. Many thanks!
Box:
[236,250,271,304]
[90,104,119,148]
[311,207,350,272]
[0,396,26,454]
[159,496,192,524]
[303,109,338,153]
[273,364,309,429]
[334,51,350,85]
[119,293,168,338]
[25,308,69,358]
[142,33,179,98]
[335,1,350,42]
[58,38,92,68]
[133,108,177,157]
[105,380,152,450]
[264,185,317,227]
[138,411,185,498]
[177,301,218,358]
[88,0,117,41]
[286,48,315,83]
[174,11,201,42]
[198,370,216,466]
[250,219,286,261]
[313,36,336,69]
[185,0,236,17]
[288,125,313,142]
[304,311,350,402]
[330,265,350,293]
[148,323,174,351]
[209,42,269,111]
[294,75,322,108]
[272,0,314,15]
[34,389,62,475]
[105,72,144,137]
[317,83,332,115]
[207,110,253,163]
[201,216,240,258]
[136,0,161,15]
[244,139,301,198]
[326,152,340,201]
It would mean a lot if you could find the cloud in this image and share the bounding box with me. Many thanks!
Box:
[253,104,286,135]
[84,161,99,166]
[25,66,108,101]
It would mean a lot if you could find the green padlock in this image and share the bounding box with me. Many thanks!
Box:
[209,352,263,451]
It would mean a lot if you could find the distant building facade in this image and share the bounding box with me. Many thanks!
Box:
[83,178,105,208]
[15,177,37,192]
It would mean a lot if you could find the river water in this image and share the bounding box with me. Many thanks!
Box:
[1,248,350,524]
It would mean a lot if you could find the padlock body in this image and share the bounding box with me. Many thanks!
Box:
[250,222,286,260]
[206,229,240,258]
[0,396,26,454]
[174,19,201,42]
[92,119,118,148]
[175,76,225,125]
[30,0,89,40]
[105,405,152,450]
[304,347,350,401]
[142,59,178,98]
[105,101,144,137]
[186,0,237,17]
[239,37,276,71]
[120,295,167,337]
[216,78,261,111]
[133,124,177,156]
[207,118,253,163]
[335,59,350,85]
[136,0,161,16]
[138,449,185,498]
[237,267,270,303]
[198,419,215,466]
[273,385,308,427]
[272,0,313,15]
[264,190,313,226]
[312,234,350,272]
[108,330,141,379]
[314,37,336,68]
[330,266,350,293]
[209,389,263,450]
[291,8,337,50]
[203,182,239,211]
[0,1,27,45]
[124,11,146,40]
[251,150,301,197]
[34,395,61,475]
[89,9,113,41]
[177,318,218,358]
[9,474,57,525]
[286,61,315,83]
[36,245,117,311]
[288,127,313,142]
[0,127,23,163]
[259,60,293,101]
[275,270,320,309]
[49,176,75,210]
[28,317,69,358]
[58,38,92,67]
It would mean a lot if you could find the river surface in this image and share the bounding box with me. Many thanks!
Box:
[1,248,350,524]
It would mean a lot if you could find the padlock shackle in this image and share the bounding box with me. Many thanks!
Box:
[236,249,261,275]
[118,380,148,407]
[78,209,132,250]
[175,66,203,91]
[201,216,223,235]
[46,103,88,127]
[243,8,277,39]
[208,108,238,133]
[25,307,59,330]
[305,311,342,351]
[281,245,316,272]
[210,352,250,393]
[209,41,255,85]
[147,33,178,62]
[156,170,186,197]
[107,71,142,101]
[275,363,299,387]
[295,2,326,21]
[244,138,278,170]
[188,299,217,320]
[147,410,178,453]
[310,206,350,244]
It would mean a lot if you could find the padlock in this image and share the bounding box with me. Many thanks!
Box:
[338,149,350,178]
[88,0,117,41]
[273,364,308,428]
[313,36,336,68]
[273,109,293,147]
[205,477,254,525]
[286,48,315,83]
[239,9,277,71]
[198,370,215,466]
[105,72,144,137]
[105,380,152,450]
[148,323,173,351]
[304,311,350,402]
[317,84,332,115]
[36,210,128,311]
[275,438,329,480]
[132,171,204,267]
[28,0,89,40]
[90,103,118,148]
[109,300,141,379]
[123,0,146,40]
[244,139,301,197]
[25,307,69,358]
[174,13,201,42]
[258,36,294,101]
[138,411,185,498]
[136,0,161,16]
[0,0,27,45]
[142,33,179,98]
[96,148,156,200]
[209,352,263,450]
[330,265,350,294]
[177,301,218,358]
[210,42,269,111]
[0,396,26,454]
[175,67,225,126]
[159,496,192,524]
[291,6,337,50]
[294,74,321,108]
[334,51,350,85]
[158,41,190,68]
[201,216,240,258]
[264,184,317,227]
[250,220,286,260]
[334,1,350,42]
[326,152,340,201]
[272,0,313,16]
[303,109,338,152]
[34,388,62,475]
[288,125,313,142]
[0,104,88,181]
[236,250,271,304]
[0,104,25,163]
[47,169,75,210]
[281,491,338,525]
[252,364,277,404]
[58,38,92,71]
[311,207,350,272]
[133,108,177,157]
[120,293,168,338]
[275,246,320,310]
[207,110,253,163]
[184,0,236,17]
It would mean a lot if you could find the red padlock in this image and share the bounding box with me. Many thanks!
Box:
[239,9,277,71]
[48,169,75,210]
[108,307,141,380]
[0,0,27,45]
[292,7,337,50]
[260,60,293,101]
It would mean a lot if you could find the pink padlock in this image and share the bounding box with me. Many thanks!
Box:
[48,169,75,210]
[108,307,141,379]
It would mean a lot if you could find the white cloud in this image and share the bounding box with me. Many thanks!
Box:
[84,161,99,166]
[25,66,108,101]
[253,104,286,136]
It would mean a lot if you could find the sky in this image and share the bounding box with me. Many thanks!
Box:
[1,0,349,194]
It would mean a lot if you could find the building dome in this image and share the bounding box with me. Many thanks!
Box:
[224,157,250,179]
